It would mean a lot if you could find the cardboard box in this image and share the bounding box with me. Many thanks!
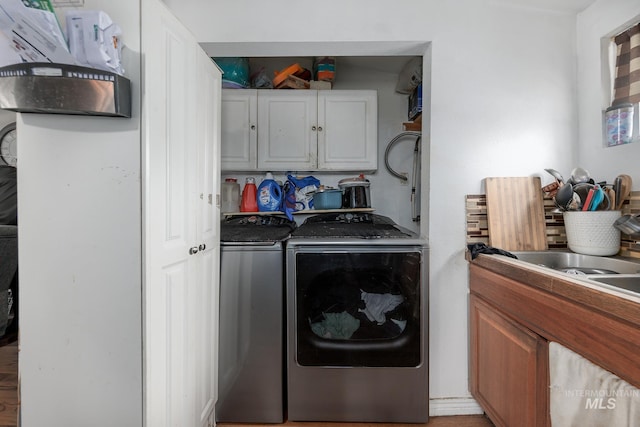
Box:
[310,80,332,90]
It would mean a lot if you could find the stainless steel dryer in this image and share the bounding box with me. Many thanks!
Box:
[285,213,429,423]
[217,215,295,423]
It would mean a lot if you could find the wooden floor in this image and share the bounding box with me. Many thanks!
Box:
[0,342,492,427]
[0,341,18,427]
[219,415,494,427]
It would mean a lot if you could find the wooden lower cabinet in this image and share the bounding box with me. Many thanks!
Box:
[470,295,549,427]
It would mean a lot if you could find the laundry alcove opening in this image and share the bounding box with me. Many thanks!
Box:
[202,41,432,236]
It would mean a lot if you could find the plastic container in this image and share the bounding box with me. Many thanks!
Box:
[605,103,634,146]
[240,177,258,212]
[221,178,241,213]
[314,57,335,82]
[212,57,250,89]
[257,173,282,212]
[313,188,343,210]
[563,210,622,256]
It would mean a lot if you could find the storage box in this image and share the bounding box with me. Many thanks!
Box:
[310,80,332,90]
[408,83,422,121]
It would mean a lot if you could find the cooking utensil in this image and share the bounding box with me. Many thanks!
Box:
[554,182,575,211]
[570,167,591,184]
[572,182,593,210]
[616,174,632,210]
[614,214,640,236]
[582,187,595,211]
[613,176,622,204]
[338,175,371,208]
[313,188,343,210]
[589,186,604,211]
[544,168,565,184]
[485,177,547,251]
[606,187,616,210]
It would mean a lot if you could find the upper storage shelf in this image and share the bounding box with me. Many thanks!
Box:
[0,62,131,118]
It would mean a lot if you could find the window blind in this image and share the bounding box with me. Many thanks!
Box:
[612,23,640,106]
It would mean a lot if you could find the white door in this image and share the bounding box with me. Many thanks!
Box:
[221,89,257,170]
[317,90,378,170]
[257,90,317,170]
[142,0,220,425]
[194,48,222,427]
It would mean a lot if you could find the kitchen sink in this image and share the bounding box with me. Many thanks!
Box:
[590,276,640,295]
[507,251,640,296]
[510,251,640,275]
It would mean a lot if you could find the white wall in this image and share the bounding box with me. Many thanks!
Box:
[18,1,143,425]
[576,0,640,188]
[165,0,580,414]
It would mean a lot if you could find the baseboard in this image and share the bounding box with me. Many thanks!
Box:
[429,397,485,417]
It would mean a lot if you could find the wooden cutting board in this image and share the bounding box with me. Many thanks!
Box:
[485,177,548,251]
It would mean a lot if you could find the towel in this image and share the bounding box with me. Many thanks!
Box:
[310,311,360,340]
[359,290,404,324]
[467,243,517,260]
[549,342,640,426]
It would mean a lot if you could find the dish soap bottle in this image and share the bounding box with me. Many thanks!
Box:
[240,177,258,212]
[257,172,283,212]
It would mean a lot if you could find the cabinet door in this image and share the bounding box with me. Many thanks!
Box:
[221,89,257,170]
[317,90,377,170]
[470,295,549,427]
[257,90,317,170]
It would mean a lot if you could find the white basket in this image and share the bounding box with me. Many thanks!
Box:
[563,211,622,256]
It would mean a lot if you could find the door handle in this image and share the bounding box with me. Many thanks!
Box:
[189,246,199,255]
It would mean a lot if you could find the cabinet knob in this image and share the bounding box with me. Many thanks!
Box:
[199,244,206,251]
[189,246,199,255]
[318,126,323,132]
[311,126,317,131]
[250,124,256,130]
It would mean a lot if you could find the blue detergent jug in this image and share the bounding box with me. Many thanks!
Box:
[257,173,283,212]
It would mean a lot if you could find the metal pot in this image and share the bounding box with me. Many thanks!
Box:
[313,188,343,210]
[338,176,371,208]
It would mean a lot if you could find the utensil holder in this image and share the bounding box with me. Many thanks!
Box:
[563,211,622,256]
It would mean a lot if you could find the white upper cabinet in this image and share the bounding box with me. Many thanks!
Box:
[318,90,377,170]
[257,90,318,170]
[221,89,257,170]
[220,89,377,171]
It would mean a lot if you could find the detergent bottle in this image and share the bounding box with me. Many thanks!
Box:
[221,178,241,213]
[240,177,258,212]
[257,172,283,212]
